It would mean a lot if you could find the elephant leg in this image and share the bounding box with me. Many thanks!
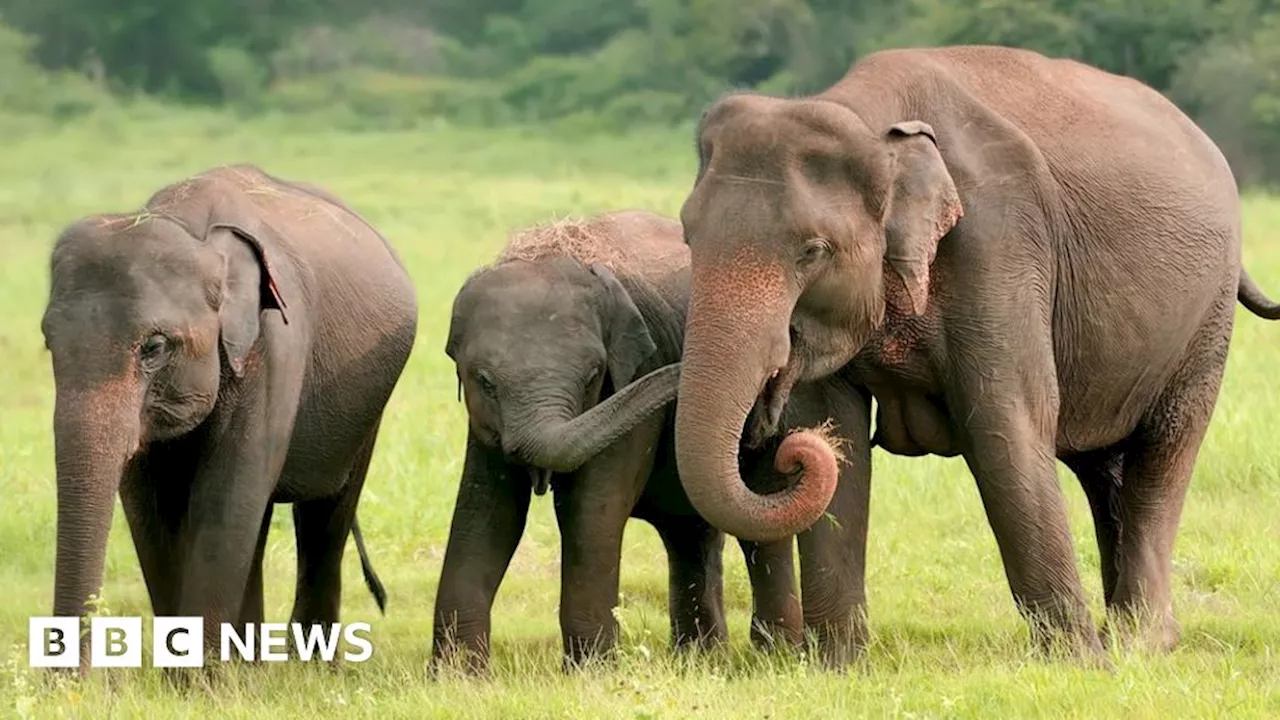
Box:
[119,454,188,617]
[180,485,277,644]
[239,503,274,628]
[554,418,657,670]
[651,515,727,652]
[178,405,292,644]
[290,495,350,629]
[1108,349,1224,653]
[290,424,380,629]
[1064,448,1124,606]
[953,387,1103,660]
[738,538,802,651]
[174,355,304,646]
[790,379,872,669]
[431,433,531,674]
[747,379,870,666]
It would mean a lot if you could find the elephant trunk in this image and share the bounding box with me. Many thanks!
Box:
[504,363,682,473]
[674,261,839,543]
[51,387,139,631]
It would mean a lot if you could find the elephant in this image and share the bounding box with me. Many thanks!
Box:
[668,45,1280,663]
[431,210,872,671]
[40,164,417,670]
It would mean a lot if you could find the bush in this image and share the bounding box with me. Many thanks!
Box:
[207,45,268,110]
[499,55,593,121]
[597,90,691,130]
[263,70,511,128]
[0,21,110,119]
[272,16,449,80]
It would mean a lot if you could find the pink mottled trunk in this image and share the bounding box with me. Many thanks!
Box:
[50,385,139,669]
[674,254,839,543]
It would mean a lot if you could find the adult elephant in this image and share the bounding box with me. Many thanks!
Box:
[672,45,1280,661]
[41,165,416,671]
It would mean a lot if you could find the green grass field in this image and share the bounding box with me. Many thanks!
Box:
[1,109,1279,718]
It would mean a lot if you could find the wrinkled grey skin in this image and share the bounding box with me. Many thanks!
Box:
[41,165,417,672]
[431,210,872,671]
[671,45,1280,664]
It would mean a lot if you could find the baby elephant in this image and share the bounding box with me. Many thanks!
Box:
[41,165,417,670]
[433,211,869,672]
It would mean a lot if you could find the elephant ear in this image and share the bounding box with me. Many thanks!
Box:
[445,266,489,362]
[206,197,289,378]
[882,120,964,315]
[590,263,657,389]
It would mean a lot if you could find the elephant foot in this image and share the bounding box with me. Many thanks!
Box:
[1024,605,1113,670]
[429,634,491,678]
[1032,632,1114,671]
[561,632,618,673]
[805,614,868,671]
[749,615,803,653]
[1102,605,1180,655]
[160,665,220,693]
[672,621,729,654]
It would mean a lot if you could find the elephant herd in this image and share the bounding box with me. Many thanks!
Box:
[40,45,1280,677]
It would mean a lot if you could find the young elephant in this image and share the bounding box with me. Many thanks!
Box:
[41,165,417,670]
[432,211,872,671]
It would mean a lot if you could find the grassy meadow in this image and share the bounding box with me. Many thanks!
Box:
[1,109,1279,718]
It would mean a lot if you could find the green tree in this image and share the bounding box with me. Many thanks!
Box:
[0,0,347,98]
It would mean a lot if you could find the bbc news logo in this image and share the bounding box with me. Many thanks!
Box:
[28,617,373,668]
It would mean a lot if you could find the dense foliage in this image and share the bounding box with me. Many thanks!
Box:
[5,0,1280,182]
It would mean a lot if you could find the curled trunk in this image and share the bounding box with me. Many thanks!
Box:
[673,281,839,543]
[506,363,682,473]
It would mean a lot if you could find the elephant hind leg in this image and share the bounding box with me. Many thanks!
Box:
[239,503,274,627]
[290,424,382,628]
[1108,392,1221,651]
[1063,448,1124,606]
[738,538,802,652]
[651,516,728,652]
[1106,314,1230,653]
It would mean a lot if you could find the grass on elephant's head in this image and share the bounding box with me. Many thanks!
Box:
[2,108,1280,718]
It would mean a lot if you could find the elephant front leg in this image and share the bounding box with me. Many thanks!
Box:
[747,379,870,666]
[177,444,280,647]
[790,379,872,669]
[955,389,1105,663]
[553,483,633,669]
[797,476,870,669]
[172,349,304,648]
[553,423,655,670]
[119,455,190,617]
[431,434,531,674]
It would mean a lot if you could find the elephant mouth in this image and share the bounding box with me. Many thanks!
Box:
[746,353,805,449]
[529,466,554,496]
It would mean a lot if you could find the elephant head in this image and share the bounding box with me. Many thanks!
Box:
[446,256,681,491]
[675,93,962,542]
[40,191,287,632]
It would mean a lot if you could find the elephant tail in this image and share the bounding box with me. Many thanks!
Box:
[1240,270,1280,319]
[352,516,388,614]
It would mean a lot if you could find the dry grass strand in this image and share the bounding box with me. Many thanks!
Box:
[495,215,627,270]
[792,417,849,466]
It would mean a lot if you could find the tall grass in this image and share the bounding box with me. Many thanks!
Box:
[1,108,1278,718]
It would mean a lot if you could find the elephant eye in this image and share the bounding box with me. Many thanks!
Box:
[798,237,833,267]
[139,333,171,371]
[475,368,498,397]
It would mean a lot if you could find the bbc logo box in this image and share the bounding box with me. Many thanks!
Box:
[29,617,372,667]
[29,616,203,668]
